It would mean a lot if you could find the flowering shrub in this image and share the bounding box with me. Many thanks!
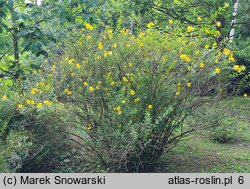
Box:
[1,22,245,172]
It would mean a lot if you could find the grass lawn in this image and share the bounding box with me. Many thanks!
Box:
[159,97,250,173]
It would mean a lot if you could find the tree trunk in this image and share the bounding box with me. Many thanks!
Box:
[9,0,19,68]
[229,0,239,42]
[12,32,19,65]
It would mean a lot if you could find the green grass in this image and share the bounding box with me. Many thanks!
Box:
[160,96,250,173]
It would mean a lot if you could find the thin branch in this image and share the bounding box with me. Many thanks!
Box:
[0,38,18,60]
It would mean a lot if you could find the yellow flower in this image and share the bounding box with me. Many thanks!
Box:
[233,65,240,71]
[204,45,210,49]
[44,100,52,106]
[2,95,7,101]
[120,28,129,35]
[177,82,181,87]
[104,51,108,57]
[37,102,43,108]
[187,26,194,32]
[71,72,75,77]
[128,63,133,68]
[147,104,153,110]
[223,48,231,56]
[216,21,221,27]
[83,81,88,86]
[228,56,235,62]
[147,22,155,28]
[213,42,217,47]
[176,91,181,95]
[85,23,93,30]
[134,97,140,103]
[180,54,186,59]
[98,42,103,50]
[107,29,113,34]
[122,100,126,104]
[97,55,102,60]
[130,90,136,96]
[215,31,221,36]
[244,93,248,97]
[180,54,191,62]
[26,99,31,105]
[116,106,121,111]
[113,106,122,114]
[75,63,81,69]
[199,63,205,68]
[17,104,23,109]
[89,86,94,92]
[68,59,75,64]
[187,82,192,88]
[168,19,173,24]
[215,68,221,74]
[122,76,129,83]
[31,100,35,105]
[64,88,69,93]
[205,29,211,34]
[197,17,202,22]
[139,42,144,47]
[185,56,191,62]
[108,51,113,56]
[112,43,117,48]
[138,32,146,38]
[31,88,39,95]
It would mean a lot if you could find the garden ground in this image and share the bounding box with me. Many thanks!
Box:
[159,97,250,173]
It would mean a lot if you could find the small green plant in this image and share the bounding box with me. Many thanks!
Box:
[209,113,247,143]
[0,129,33,172]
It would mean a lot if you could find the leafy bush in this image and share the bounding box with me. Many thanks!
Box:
[1,22,244,172]
[0,129,33,172]
[210,117,247,143]
[0,101,71,172]
[207,100,248,143]
[18,24,239,172]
